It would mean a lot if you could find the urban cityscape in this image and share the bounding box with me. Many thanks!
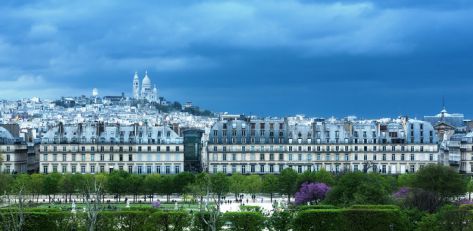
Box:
[1,1,473,231]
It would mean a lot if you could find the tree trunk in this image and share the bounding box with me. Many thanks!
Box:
[287,194,291,203]
[270,193,273,203]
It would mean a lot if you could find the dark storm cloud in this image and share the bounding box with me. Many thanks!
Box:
[0,0,472,117]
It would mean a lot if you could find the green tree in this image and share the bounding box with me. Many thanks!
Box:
[229,173,246,199]
[30,174,43,202]
[127,174,144,202]
[326,172,392,206]
[42,173,62,202]
[467,177,473,201]
[262,174,279,202]
[245,175,262,197]
[279,168,298,203]
[59,173,76,202]
[107,170,128,202]
[398,173,416,187]
[144,174,161,200]
[158,175,175,202]
[211,173,230,204]
[296,169,335,188]
[412,164,466,203]
[173,172,195,194]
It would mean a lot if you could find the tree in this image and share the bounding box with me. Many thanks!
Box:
[144,174,161,200]
[229,173,246,199]
[29,174,43,202]
[294,182,330,205]
[326,172,392,206]
[127,174,144,202]
[412,164,466,203]
[279,168,298,203]
[107,170,128,202]
[210,173,230,204]
[467,177,473,201]
[296,169,335,188]
[173,172,195,194]
[262,174,279,202]
[397,174,416,187]
[186,173,209,210]
[42,173,62,203]
[245,175,262,197]
[158,175,175,202]
[59,173,75,203]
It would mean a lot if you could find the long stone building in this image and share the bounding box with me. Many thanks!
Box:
[206,115,439,174]
[39,123,184,174]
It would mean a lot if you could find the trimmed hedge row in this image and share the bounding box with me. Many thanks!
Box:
[293,208,408,231]
[297,204,337,211]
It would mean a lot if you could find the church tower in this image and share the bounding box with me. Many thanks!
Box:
[133,72,140,99]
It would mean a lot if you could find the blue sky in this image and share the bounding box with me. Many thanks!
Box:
[0,0,472,118]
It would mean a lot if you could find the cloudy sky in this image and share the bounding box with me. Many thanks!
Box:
[0,0,472,118]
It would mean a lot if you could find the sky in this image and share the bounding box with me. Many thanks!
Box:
[0,0,472,118]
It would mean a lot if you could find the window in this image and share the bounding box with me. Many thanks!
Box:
[401,154,405,161]
[81,154,86,161]
[81,165,86,173]
[119,154,123,162]
[43,154,48,161]
[165,166,171,174]
[156,165,161,174]
[90,165,95,174]
[100,165,105,173]
[260,164,265,173]
[52,165,58,173]
[297,165,302,173]
[222,165,227,173]
[392,154,396,161]
[410,165,415,173]
[354,154,358,161]
[71,165,76,173]
[91,154,95,161]
[100,154,104,161]
[251,165,255,173]
[410,154,415,161]
[62,165,67,173]
[43,165,48,173]
[242,165,246,174]
[345,154,349,161]
[213,165,217,173]
[129,154,133,161]
[270,153,274,161]
[138,166,143,174]
[429,154,433,161]
[6,154,11,162]
[175,166,180,174]
[109,154,114,161]
[326,154,330,161]
[62,154,67,162]
[128,165,133,173]
[147,165,152,174]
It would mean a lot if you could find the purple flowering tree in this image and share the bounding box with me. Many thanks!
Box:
[393,187,410,200]
[294,182,330,205]
[151,200,161,208]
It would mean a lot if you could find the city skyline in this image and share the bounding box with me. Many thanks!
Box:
[0,0,472,118]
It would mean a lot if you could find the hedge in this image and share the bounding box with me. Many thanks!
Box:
[239,205,262,213]
[293,209,344,231]
[192,212,224,231]
[0,212,76,231]
[148,211,191,231]
[344,209,408,231]
[223,211,266,231]
[297,205,337,211]
[96,211,149,231]
[349,204,400,210]
[459,204,473,210]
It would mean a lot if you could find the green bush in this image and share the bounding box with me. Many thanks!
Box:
[239,205,262,213]
[148,211,191,231]
[293,209,344,231]
[223,212,266,231]
[434,205,473,231]
[192,212,223,231]
[266,210,293,231]
[343,209,408,231]
[297,205,337,211]
[96,211,149,231]
[349,204,400,210]
[459,204,473,210]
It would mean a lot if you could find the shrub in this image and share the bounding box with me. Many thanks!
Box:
[223,212,266,231]
[96,211,149,231]
[349,204,400,210]
[343,208,408,231]
[297,205,337,211]
[149,211,191,231]
[459,204,473,210]
[192,212,223,231]
[293,209,344,231]
[266,210,293,231]
[239,205,262,213]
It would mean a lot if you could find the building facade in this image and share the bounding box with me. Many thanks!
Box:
[207,115,439,174]
[39,123,183,174]
[0,126,28,173]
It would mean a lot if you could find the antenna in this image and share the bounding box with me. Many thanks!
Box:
[442,96,445,110]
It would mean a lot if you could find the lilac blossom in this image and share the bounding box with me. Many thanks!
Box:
[152,200,161,208]
[294,182,330,205]
[393,187,410,200]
